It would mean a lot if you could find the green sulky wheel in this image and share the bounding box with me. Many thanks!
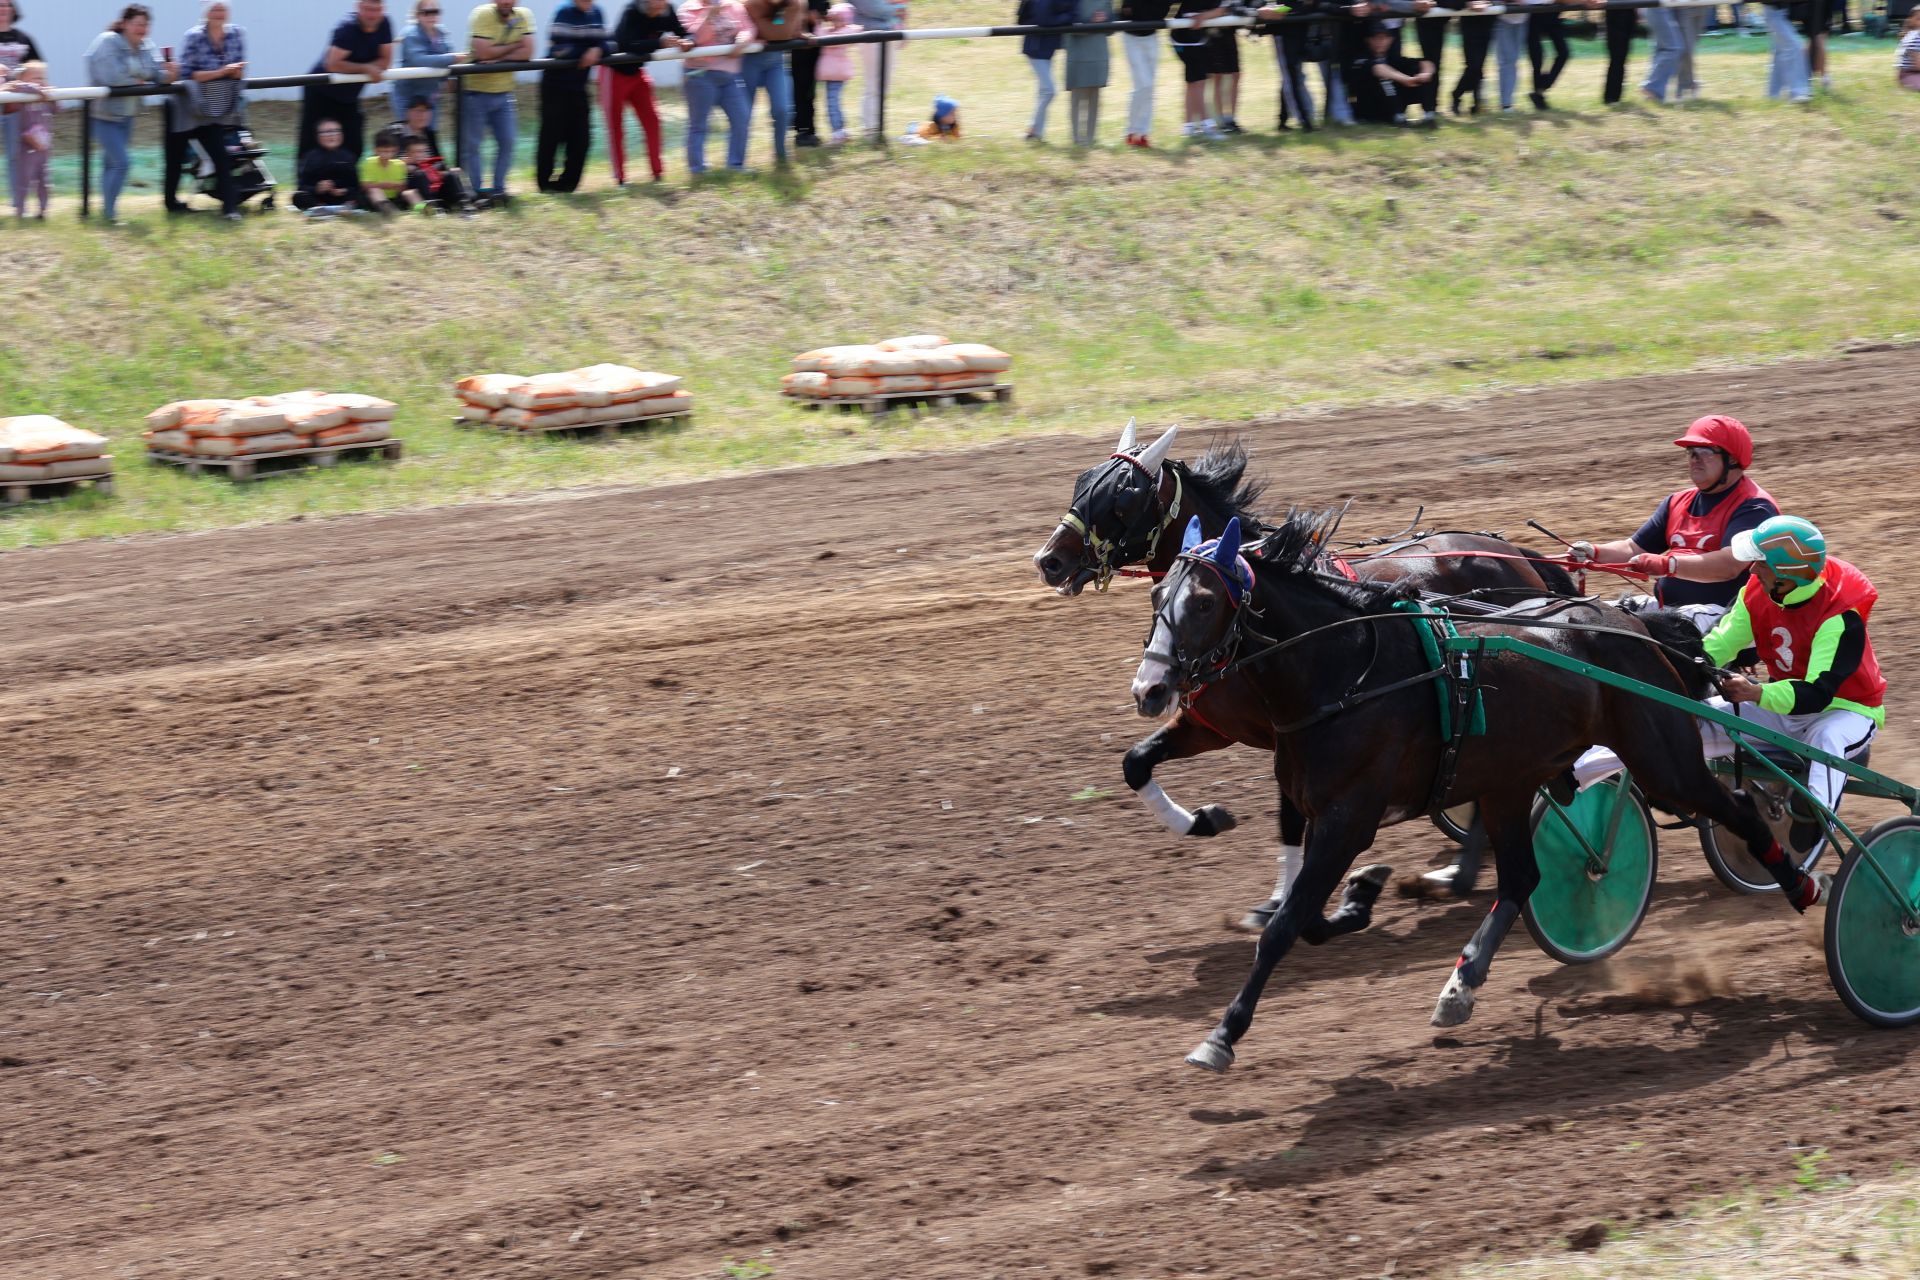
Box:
[1522,777,1659,965]
[1824,815,1920,1029]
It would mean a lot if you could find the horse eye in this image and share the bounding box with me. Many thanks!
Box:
[1194,594,1215,613]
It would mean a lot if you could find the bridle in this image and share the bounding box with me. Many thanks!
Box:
[1057,453,1185,593]
[1142,547,1263,697]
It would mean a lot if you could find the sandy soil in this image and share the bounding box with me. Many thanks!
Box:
[3,347,1918,1279]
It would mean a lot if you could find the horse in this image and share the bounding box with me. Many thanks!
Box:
[1032,421,1583,927]
[1135,511,1822,1074]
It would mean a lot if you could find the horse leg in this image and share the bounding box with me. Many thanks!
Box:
[1123,717,1239,838]
[1238,795,1310,931]
[1187,810,1381,1073]
[1432,790,1539,1027]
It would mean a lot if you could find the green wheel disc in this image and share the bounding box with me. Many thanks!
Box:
[1825,817,1920,1028]
[1523,778,1658,965]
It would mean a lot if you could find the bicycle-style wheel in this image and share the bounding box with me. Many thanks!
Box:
[1432,802,1478,845]
[1523,777,1659,965]
[1824,815,1920,1028]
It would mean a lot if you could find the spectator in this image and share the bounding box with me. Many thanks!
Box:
[167,1,248,221]
[1804,0,1832,92]
[1413,1,1449,117]
[1900,9,1920,91]
[606,0,688,183]
[1491,0,1526,109]
[1204,8,1241,133]
[464,0,536,197]
[1017,0,1075,142]
[1594,0,1636,104]
[2,58,51,220]
[1312,6,1355,124]
[1118,0,1169,145]
[814,2,860,143]
[1170,0,1226,137]
[677,0,752,173]
[1065,0,1110,146]
[360,121,412,210]
[1527,4,1567,108]
[909,91,959,138]
[0,1,44,221]
[87,4,175,226]
[1763,0,1809,101]
[742,0,803,166]
[1258,1,1314,131]
[403,130,470,209]
[1450,1,1493,113]
[790,0,828,146]
[402,95,447,154]
[851,0,903,141]
[300,0,394,161]
[392,0,458,127]
[293,116,365,212]
[1350,17,1431,123]
[537,0,611,193]
[1674,2,1705,100]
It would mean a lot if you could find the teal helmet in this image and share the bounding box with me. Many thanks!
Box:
[1732,515,1827,586]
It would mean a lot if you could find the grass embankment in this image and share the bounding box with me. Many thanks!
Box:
[4,15,1917,548]
[1459,1158,1920,1278]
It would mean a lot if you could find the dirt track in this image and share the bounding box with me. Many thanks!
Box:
[5,349,1920,1280]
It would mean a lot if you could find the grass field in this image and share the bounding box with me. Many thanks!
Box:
[3,15,1917,549]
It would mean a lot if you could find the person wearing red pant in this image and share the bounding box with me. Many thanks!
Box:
[606,0,690,182]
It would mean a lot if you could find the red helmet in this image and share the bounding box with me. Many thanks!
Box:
[1673,415,1753,470]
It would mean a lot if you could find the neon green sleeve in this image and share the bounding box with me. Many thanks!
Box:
[1757,613,1847,716]
[1702,595,1754,668]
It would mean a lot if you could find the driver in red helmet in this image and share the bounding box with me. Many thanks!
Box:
[1571,414,1780,633]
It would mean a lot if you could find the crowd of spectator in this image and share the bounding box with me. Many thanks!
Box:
[1,0,1915,223]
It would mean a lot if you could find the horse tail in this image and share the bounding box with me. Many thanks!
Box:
[1636,607,1717,699]
[1517,547,1580,597]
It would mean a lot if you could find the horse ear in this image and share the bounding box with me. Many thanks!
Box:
[1181,515,1203,554]
[1116,417,1137,454]
[1216,517,1242,570]
[1135,424,1179,472]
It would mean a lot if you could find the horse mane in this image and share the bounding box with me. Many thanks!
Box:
[1180,440,1269,528]
[1250,506,1418,610]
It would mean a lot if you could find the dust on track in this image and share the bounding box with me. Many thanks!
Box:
[3,349,1918,1279]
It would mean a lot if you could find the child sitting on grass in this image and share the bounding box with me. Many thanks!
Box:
[2,60,53,220]
[905,94,960,143]
[359,124,415,215]
[403,133,473,215]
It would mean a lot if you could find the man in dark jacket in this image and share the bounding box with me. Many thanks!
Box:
[538,0,613,192]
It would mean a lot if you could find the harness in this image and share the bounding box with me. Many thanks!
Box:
[1059,454,1185,593]
[1391,600,1488,814]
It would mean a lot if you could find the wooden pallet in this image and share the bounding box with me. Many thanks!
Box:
[453,406,694,439]
[2,466,114,505]
[785,384,1014,415]
[146,438,402,482]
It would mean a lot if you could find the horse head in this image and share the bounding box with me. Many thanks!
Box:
[1132,516,1254,718]
[1033,419,1180,595]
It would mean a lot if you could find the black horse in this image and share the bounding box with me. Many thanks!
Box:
[1136,511,1823,1073]
[1033,422,1582,926]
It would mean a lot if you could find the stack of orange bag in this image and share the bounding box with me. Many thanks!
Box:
[0,416,112,484]
[454,365,691,431]
[144,391,399,458]
[782,335,1012,402]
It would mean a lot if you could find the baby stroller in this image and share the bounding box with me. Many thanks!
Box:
[189,126,278,213]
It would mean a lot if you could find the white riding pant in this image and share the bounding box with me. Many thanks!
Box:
[1574,697,1878,817]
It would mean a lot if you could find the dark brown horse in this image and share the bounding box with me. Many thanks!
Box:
[1135,511,1825,1074]
[1033,422,1580,926]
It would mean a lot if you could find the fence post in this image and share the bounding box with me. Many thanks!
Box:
[876,35,889,145]
[450,74,465,174]
[80,108,92,220]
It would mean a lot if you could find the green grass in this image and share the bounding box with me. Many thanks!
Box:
[5,18,1918,548]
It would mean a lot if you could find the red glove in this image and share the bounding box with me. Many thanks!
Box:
[1627,552,1675,578]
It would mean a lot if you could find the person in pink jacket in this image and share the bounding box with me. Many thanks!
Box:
[815,2,861,143]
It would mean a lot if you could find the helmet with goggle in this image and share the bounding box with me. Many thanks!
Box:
[1732,514,1826,586]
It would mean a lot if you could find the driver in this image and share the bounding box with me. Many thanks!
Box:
[1574,515,1884,907]
[1571,415,1778,633]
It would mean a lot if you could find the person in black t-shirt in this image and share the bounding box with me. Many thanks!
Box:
[1171,0,1229,136]
[300,0,396,162]
[1349,20,1432,123]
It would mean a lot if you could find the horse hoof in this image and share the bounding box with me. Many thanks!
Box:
[1349,863,1393,891]
[1237,899,1279,932]
[1189,803,1238,837]
[1431,970,1477,1028]
[1185,1039,1235,1073]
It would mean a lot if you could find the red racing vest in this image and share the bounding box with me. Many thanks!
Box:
[1739,557,1886,709]
[1662,475,1775,555]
